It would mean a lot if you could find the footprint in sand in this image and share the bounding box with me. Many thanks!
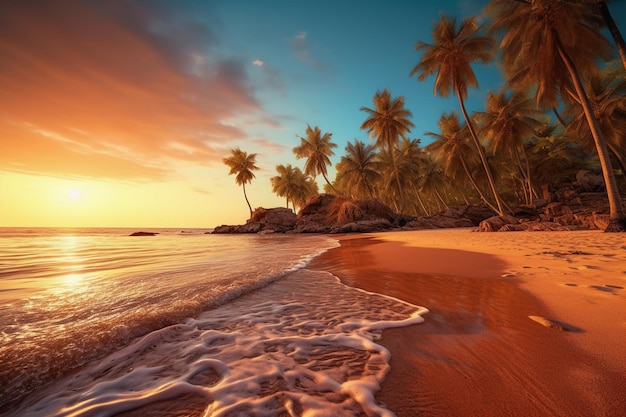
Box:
[588,285,623,295]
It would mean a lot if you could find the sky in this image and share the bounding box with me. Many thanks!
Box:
[1,0,624,228]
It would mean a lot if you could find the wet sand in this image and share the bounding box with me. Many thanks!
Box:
[308,229,626,417]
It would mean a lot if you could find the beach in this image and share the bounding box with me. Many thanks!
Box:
[308,229,626,417]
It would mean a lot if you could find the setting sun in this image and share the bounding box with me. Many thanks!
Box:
[68,189,81,200]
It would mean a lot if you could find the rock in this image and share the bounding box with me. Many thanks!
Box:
[212,207,297,234]
[330,219,393,234]
[294,194,398,233]
[129,231,158,236]
[403,205,494,230]
[576,170,604,192]
[477,215,519,232]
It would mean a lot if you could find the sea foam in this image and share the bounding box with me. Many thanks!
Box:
[7,269,427,417]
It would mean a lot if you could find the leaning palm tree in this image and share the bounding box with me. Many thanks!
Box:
[411,13,505,216]
[223,148,259,217]
[426,112,501,214]
[293,124,338,193]
[360,89,414,211]
[475,89,543,204]
[488,0,626,231]
[564,67,626,175]
[335,140,383,199]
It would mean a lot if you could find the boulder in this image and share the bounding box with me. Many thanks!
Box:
[129,231,158,236]
[477,215,520,232]
[330,219,393,234]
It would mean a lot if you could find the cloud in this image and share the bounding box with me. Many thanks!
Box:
[290,31,327,70]
[0,1,264,181]
[253,59,264,67]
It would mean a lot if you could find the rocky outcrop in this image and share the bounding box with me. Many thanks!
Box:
[212,207,297,234]
[404,205,496,230]
[293,194,399,233]
[477,170,624,231]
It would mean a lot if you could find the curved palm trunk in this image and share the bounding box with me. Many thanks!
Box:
[322,172,339,195]
[457,91,506,215]
[459,153,500,214]
[607,142,626,179]
[242,183,253,217]
[555,31,626,231]
[597,0,626,71]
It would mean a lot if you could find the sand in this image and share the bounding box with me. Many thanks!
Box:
[308,229,626,417]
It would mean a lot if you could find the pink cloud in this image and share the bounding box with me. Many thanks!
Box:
[0,1,264,181]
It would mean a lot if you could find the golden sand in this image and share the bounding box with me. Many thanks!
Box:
[308,229,626,417]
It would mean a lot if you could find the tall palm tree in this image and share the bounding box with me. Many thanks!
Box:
[335,140,382,199]
[564,67,626,174]
[411,13,506,215]
[475,89,543,204]
[360,89,414,211]
[270,164,318,211]
[426,112,501,213]
[293,124,338,193]
[488,0,626,231]
[223,148,259,217]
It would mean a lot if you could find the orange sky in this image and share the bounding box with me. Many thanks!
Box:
[0,2,288,227]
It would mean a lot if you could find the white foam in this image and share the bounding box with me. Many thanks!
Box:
[7,269,427,417]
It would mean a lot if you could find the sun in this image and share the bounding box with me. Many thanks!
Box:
[67,189,81,200]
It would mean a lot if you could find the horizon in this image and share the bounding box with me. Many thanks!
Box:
[1,1,624,228]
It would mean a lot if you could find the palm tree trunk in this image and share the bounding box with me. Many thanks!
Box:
[243,183,253,217]
[322,173,339,195]
[459,153,500,214]
[597,0,626,71]
[411,184,430,215]
[457,91,506,215]
[555,31,626,231]
[519,144,539,201]
[434,186,449,209]
[606,141,626,179]
[390,148,406,213]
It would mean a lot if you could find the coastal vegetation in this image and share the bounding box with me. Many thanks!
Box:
[225,0,626,232]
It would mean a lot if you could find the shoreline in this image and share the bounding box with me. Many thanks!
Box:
[308,229,626,417]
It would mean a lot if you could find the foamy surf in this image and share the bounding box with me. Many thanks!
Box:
[8,269,427,417]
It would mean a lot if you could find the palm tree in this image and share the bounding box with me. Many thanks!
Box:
[293,124,338,193]
[475,89,543,204]
[488,0,626,231]
[223,148,259,217]
[564,67,626,175]
[426,112,501,214]
[335,140,382,199]
[270,164,318,211]
[360,89,414,211]
[411,13,506,215]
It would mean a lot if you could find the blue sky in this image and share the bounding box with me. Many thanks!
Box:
[1,0,624,227]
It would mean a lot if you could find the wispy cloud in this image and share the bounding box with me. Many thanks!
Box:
[0,2,266,181]
[291,31,327,70]
[253,59,264,67]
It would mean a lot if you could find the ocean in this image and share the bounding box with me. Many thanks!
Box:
[0,227,426,417]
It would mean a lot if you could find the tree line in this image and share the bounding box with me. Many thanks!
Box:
[224,0,626,232]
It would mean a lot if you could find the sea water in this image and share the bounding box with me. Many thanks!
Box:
[0,228,426,416]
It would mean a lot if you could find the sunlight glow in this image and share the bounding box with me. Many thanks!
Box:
[68,189,81,200]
